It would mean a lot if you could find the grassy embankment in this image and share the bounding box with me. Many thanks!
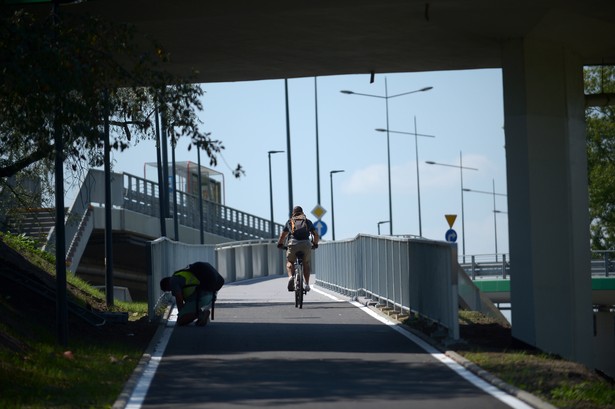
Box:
[0,232,157,409]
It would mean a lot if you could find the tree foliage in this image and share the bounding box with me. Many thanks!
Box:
[0,6,242,200]
[585,65,615,250]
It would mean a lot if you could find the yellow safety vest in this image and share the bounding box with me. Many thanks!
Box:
[173,270,200,299]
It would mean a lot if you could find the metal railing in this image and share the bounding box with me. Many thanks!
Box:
[123,172,284,241]
[315,234,459,340]
[591,250,614,277]
[458,251,614,279]
[460,254,510,279]
[147,234,460,340]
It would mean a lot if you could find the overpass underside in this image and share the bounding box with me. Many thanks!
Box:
[19,0,615,378]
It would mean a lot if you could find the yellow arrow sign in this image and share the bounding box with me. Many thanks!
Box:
[445,214,457,228]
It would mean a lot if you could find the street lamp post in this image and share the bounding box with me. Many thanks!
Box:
[268,150,284,238]
[463,179,507,261]
[377,220,390,235]
[376,116,435,236]
[330,169,345,240]
[341,79,432,235]
[426,151,478,261]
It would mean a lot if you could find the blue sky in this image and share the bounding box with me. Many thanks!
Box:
[98,68,508,257]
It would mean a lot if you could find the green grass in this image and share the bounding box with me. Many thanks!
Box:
[0,232,148,317]
[0,232,155,408]
[462,350,615,408]
[0,340,143,409]
[452,311,615,409]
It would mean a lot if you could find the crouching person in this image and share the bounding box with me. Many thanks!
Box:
[160,261,225,326]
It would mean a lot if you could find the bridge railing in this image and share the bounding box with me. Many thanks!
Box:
[591,250,615,277]
[146,234,459,339]
[460,254,511,279]
[123,172,284,241]
[315,234,459,340]
[146,237,284,318]
[459,251,614,279]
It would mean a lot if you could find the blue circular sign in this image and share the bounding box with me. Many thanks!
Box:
[314,220,328,237]
[445,229,457,243]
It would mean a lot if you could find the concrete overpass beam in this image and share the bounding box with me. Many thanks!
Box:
[501,38,593,367]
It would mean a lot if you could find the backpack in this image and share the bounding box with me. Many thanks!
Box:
[174,261,225,292]
[290,215,310,240]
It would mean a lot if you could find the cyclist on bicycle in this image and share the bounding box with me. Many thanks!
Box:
[277,205,319,292]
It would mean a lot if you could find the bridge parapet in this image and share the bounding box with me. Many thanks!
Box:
[45,169,284,264]
[122,172,282,241]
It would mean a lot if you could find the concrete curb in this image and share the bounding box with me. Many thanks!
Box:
[111,305,172,409]
[358,297,558,409]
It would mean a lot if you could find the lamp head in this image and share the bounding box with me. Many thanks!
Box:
[420,86,434,92]
[340,90,354,95]
[425,161,436,165]
[375,128,387,132]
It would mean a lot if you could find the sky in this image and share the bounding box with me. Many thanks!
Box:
[90,68,509,257]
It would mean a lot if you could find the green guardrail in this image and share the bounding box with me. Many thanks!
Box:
[473,277,615,293]
[592,277,615,290]
[473,279,510,293]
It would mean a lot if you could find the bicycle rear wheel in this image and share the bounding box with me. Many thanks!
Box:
[295,262,303,309]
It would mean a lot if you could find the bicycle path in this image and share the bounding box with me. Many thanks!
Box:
[120,275,534,409]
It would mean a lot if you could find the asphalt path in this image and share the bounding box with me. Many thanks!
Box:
[125,275,533,409]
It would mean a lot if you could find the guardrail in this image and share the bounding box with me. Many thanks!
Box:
[314,234,459,340]
[123,172,284,241]
[45,169,285,258]
[147,234,460,340]
[146,237,285,318]
[458,251,613,279]
[460,254,510,279]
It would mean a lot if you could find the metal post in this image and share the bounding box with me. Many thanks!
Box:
[414,116,423,236]
[268,150,284,238]
[54,103,68,347]
[52,0,67,347]
[103,89,114,307]
[197,145,204,244]
[460,151,466,263]
[154,107,166,236]
[160,107,170,219]
[330,172,335,240]
[315,77,321,205]
[171,135,179,241]
[502,254,507,279]
[285,79,293,215]
[330,170,345,240]
[492,179,498,261]
[385,77,393,235]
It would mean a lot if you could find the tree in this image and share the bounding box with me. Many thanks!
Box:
[0,7,242,194]
[585,65,615,250]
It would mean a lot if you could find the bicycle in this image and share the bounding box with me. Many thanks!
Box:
[280,241,317,309]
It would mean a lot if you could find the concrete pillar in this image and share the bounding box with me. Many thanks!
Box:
[501,38,593,367]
